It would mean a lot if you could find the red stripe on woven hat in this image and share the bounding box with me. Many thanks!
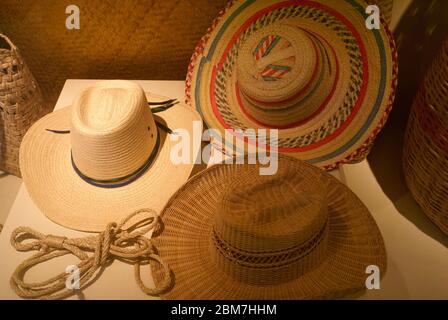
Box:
[277,69,290,78]
[257,35,274,59]
[262,67,279,77]
[257,37,268,59]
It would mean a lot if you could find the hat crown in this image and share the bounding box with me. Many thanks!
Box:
[236,22,335,127]
[237,24,317,99]
[212,164,328,284]
[70,80,157,181]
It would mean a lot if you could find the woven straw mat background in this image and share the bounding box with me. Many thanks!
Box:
[0,0,228,112]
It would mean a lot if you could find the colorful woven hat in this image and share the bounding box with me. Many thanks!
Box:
[186,0,398,169]
[20,80,202,232]
[152,155,386,299]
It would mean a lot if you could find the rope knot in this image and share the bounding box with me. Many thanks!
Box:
[41,235,67,250]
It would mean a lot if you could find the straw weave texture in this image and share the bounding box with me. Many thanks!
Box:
[186,0,398,170]
[152,155,386,299]
[403,38,448,235]
[0,0,228,109]
[0,34,45,177]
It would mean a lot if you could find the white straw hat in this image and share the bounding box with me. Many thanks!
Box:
[20,80,202,232]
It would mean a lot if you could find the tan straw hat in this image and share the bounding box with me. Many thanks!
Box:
[20,80,202,232]
[152,155,386,299]
[186,0,398,169]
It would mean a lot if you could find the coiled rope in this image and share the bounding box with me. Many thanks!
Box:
[10,209,171,299]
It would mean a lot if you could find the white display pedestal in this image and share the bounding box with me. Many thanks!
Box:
[0,80,447,300]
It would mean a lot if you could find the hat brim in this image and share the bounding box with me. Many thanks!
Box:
[20,93,203,232]
[151,155,386,299]
[186,0,398,170]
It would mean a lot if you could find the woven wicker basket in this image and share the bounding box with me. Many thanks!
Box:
[403,38,448,235]
[0,34,45,177]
